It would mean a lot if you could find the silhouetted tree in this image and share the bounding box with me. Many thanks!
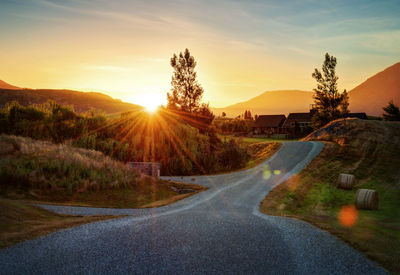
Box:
[311,53,349,129]
[254,114,259,120]
[382,100,400,121]
[167,48,204,113]
[221,112,226,117]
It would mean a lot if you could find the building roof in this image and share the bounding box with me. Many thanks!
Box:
[342,113,368,119]
[254,115,286,128]
[283,112,311,127]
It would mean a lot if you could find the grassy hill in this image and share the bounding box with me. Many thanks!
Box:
[0,88,142,114]
[260,119,400,272]
[0,134,204,207]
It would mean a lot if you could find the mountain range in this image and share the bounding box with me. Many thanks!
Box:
[0,86,141,114]
[212,62,400,117]
[1,62,399,116]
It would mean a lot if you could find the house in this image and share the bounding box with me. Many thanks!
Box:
[253,115,286,136]
[282,113,313,138]
[343,113,368,120]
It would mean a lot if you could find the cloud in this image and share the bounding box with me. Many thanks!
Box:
[83,65,135,72]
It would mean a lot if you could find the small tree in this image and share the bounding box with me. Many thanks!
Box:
[311,53,349,129]
[167,48,204,113]
[382,100,400,121]
[221,112,226,118]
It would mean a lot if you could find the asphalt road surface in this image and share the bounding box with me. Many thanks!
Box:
[0,141,387,274]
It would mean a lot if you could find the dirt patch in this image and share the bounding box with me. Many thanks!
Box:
[0,198,121,249]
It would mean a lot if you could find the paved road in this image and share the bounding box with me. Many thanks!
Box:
[0,142,386,274]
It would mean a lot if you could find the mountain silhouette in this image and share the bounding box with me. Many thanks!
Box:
[212,90,313,117]
[348,62,400,116]
[0,80,20,90]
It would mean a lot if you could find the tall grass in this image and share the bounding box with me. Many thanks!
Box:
[0,135,140,197]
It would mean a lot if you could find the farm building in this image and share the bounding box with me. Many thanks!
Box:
[282,112,313,138]
[253,115,286,136]
[282,112,312,128]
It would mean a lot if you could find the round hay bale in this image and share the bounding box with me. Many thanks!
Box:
[355,189,379,210]
[337,173,355,189]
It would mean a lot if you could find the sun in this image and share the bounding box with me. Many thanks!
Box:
[135,93,164,113]
[144,102,159,113]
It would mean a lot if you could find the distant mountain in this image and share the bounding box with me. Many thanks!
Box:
[0,88,142,114]
[348,62,400,116]
[0,80,20,90]
[212,90,314,117]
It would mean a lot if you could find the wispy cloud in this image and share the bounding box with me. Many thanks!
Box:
[83,65,135,72]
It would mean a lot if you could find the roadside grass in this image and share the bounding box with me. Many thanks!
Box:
[246,142,282,169]
[0,134,205,208]
[0,198,121,249]
[260,119,400,273]
[200,141,282,176]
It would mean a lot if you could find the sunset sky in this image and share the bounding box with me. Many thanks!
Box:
[1,0,399,107]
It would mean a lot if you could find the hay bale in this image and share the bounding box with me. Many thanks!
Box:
[355,189,379,210]
[337,173,355,189]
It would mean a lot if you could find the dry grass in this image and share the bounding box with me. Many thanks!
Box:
[260,119,400,273]
[246,142,282,168]
[0,134,205,208]
[0,198,120,249]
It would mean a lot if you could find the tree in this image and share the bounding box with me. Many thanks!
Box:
[221,112,226,118]
[382,100,400,121]
[247,110,253,120]
[311,53,349,129]
[167,48,204,113]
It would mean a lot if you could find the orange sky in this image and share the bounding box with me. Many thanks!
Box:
[1,0,399,108]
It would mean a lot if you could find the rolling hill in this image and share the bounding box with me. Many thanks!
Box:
[348,62,400,116]
[211,90,314,117]
[0,83,142,114]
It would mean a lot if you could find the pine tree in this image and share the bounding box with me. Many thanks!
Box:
[382,100,400,121]
[311,53,349,129]
[167,48,204,113]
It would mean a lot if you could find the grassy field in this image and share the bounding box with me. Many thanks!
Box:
[0,198,120,249]
[218,134,294,145]
[260,119,400,273]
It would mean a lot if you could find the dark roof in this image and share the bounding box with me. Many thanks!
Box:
[283,112,311,127]
[342,113,368,119]
[254,115,286,128]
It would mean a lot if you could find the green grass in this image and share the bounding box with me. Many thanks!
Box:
[260,119,400,273]
[218,134,295,145]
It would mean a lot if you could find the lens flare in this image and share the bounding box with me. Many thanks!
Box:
[338,205,358,227]
[262,164,271,180]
